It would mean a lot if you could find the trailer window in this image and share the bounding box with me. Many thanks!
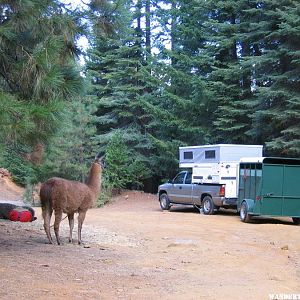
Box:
[239,163,262,201]
[184,151,193,160]
[205,150,216,159]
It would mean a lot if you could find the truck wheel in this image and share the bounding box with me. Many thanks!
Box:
[159,193,171,210]
[240,201,252,223]
[202,196,215,215]
[292,217,300,225]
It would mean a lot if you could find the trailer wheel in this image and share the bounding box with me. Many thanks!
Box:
[240,201,252,223]
[202,196,215,215]
[292,217,300,225]
[159,193,171,210]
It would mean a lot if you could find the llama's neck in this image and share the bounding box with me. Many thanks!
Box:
[85,163,101,194]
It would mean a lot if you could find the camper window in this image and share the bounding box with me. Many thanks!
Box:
[184,151,193,160]
[205,150,216,159]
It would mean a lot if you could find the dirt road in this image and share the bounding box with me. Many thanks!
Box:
[0,191,300,300]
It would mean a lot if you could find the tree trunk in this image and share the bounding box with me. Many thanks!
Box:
[145,0,151,59]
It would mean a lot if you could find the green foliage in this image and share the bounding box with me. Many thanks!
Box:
[196,0,254,143]
[244,0,300,156]
[1,144,36,186]
[104,131,130,189]
[96,180,113,207]
[104,131,151,191]
[1,0,300,193]
[87,0,213,188]
[0,92,33,144]
[1,93,99,186]
[127,159,151,189]
[0,0,83,147]
[0,92,66,145]
[37,95,99,183]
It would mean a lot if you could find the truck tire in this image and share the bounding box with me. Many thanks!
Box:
[202,196,215,215]
[240,201,252,223]
[159,193,171,210]
[292,217,300,225]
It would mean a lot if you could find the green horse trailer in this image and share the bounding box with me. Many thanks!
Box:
[237,157,300,224]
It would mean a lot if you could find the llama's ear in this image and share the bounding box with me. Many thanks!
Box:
[94,153,104,163]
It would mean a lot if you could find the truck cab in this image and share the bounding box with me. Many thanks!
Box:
[158,144,263,214]
[161,171,192,204]
[158,171,226,214]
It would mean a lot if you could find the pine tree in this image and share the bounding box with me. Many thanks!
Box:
[196,0,255,143]
[87,0,216,185]
[104,131,131,190]
[87,0,157,182]
[147,0,214,174]
[39,95,99,183]
[0,0,83,150]
[244,0,300,156]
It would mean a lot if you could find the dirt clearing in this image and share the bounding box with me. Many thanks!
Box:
[1,190,300,299]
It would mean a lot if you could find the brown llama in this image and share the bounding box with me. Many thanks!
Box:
[40,154,103,245]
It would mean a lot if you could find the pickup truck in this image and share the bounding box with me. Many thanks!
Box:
[158,171,237,214]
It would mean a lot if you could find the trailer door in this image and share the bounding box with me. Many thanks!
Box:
[282,165,300,216]
[261,164,283,216]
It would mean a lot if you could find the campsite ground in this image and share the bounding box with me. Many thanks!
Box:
[0,180,300,299]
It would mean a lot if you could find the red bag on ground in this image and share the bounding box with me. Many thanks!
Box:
[8,209,19,221]
[8,209,33,222]
[19,211,33,222]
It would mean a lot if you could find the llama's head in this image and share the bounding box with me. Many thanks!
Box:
[94,153,105,169]
[86,154,104,187]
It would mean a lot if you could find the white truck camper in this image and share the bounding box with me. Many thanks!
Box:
[179,144,263,199]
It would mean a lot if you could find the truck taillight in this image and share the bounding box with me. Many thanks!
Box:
[219,185,225,197]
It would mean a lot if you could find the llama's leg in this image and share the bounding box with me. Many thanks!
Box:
[53,210,63,245]
[68,213,75,243]
[42,206,53,244]
[77,210,87,245]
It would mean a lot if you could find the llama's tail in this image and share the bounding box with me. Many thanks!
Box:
[40,180,54,214]
[40,179,55,244]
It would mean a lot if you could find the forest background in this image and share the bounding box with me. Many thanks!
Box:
[0,0,299,201]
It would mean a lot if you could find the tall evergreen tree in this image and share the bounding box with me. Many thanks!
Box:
[87,0,157,182]
[244,0,300,156]
[150,1,214,142]
[88,0,213,185]
[86,0,300,192]
[197,0,255,143]
[0,0,83,154]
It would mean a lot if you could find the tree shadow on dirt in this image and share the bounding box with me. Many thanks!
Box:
[160,206,296,226]
[168,206,238,215]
